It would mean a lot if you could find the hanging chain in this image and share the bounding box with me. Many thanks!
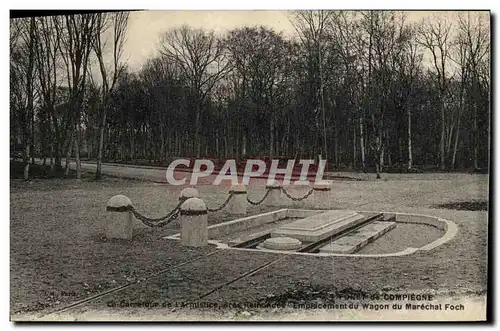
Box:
[281,187,314,201]
[129,185,314,227]
[247,189,271,206]
[207,192,234,212]
[131,202,182,228]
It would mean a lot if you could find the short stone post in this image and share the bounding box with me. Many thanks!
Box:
[180,197,208,247]
[227,184,248,215]
[106,195,134,240]
[313,182,332,210]
[265,182,282,206]
[179,187,199,204]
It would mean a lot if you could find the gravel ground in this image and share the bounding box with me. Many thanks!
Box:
[10,178,213,316]
[64,249,280,315]
[10,172,488,320]
[356,223,444,254]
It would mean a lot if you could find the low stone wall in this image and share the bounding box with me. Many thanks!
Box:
[208,209,288,239]
[359,210,448,232]
[200,209,458,257]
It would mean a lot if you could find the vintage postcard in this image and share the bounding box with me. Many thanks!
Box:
[9,9,490,322]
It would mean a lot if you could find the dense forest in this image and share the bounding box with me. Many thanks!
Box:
[10,11,490,180]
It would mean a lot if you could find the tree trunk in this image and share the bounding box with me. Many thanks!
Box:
[195,104,201,158]
[385,128,391,167]
[446,122,454,159]
[374,140,381,180]
[51,114,63,171]
[31,108,35,165]
[160,124,165,161]
[451,114,461,170]
[23,143,30,181]
[374,124,383,179]
[75,125,82,180]
[241,131,247,159]
[224,134,228,159]
[407,107,413,170]
[87,138,92,159]
[380,148,385,168]
[379,124,384,169]
[440,99,446,170]
[23,17,36,180]
[333,116,338,167]
[165,131,170,163]
[375,163,381,179]
[269,111,274,158]
[96,108,107,180]
[49,144,54,173]
[359,115,366,170]
[129,130,135,160]
[215,128,220,157]
[353,120,357,168]
[473,103,478,170]
[398,137,403,164]
[64,134,73,177]
[54,146,62,172]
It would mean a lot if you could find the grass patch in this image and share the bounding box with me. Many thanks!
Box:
[433,200,488,211]
[257,282,373,306]
[10,161,87,180]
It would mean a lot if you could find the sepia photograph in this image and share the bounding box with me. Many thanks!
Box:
[8,8,491,322]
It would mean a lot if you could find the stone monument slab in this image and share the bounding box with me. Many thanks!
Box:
[271,210,367,242]
[319,221,396,253]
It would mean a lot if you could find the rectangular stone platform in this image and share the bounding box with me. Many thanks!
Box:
[271,210,367,242]
[319,221,396,254]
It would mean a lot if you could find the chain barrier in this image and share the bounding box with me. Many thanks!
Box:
[131,202,182,228]
[247,189,271,206]
[130,185,314,225]
[207,192,234,212]
[281,187,314,201]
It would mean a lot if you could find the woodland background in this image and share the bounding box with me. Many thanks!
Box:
[9,11,490,180]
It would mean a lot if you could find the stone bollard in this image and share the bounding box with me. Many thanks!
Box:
[106,195,134,240]
[227,184,248,215]
[179,187,199,204]
[265,182,282,206]
[180,197,208,247]
[312,181,333,210]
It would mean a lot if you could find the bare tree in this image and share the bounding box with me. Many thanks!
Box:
[33,16,63,171]
[57,14,98,179]
[358,11,408,178]
[417,15,452,170]
[290,10,333,164]
[159,26,230,157]
[456,12,489,170]
[330,11,367,168]
[10,17,37,180]
[225,26,293,159]
[92,12,129,180]
[393,24,423,170]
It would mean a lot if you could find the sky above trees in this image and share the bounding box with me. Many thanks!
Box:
[120,10,489,71]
